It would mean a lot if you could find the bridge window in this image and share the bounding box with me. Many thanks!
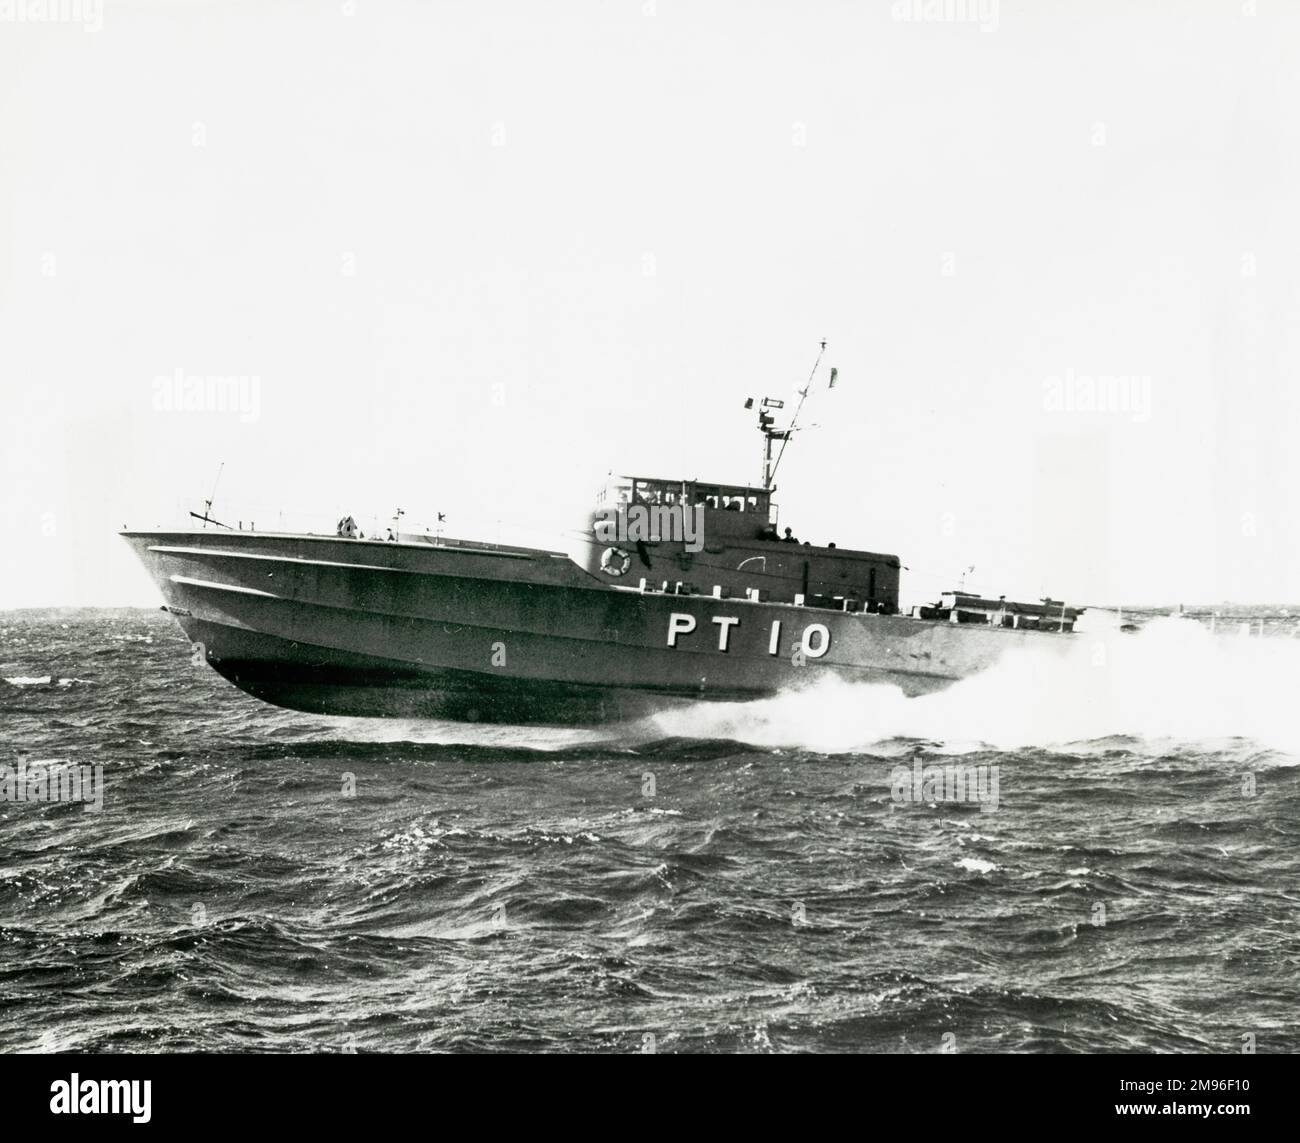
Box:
[602,477,635,505]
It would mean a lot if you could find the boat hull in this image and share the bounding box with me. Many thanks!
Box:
[121,530,1074,726]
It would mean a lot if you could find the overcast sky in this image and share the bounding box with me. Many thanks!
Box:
[2,0,1298,610]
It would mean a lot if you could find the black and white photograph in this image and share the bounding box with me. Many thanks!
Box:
[1,0,1296,1115]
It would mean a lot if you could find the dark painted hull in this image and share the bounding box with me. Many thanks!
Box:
[121,530,1075,726]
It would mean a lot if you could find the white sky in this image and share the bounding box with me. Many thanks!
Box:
[2,0,1298,610]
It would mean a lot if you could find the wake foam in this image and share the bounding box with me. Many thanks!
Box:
[294,715,625,752]
[653,618,1300,756]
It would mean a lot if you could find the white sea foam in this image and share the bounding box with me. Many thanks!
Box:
[655,618,1300,757]
[299,716,620,751]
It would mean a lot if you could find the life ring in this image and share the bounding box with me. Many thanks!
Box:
[600,546,631,576]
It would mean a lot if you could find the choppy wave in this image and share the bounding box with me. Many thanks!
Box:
[0,607,1296,1053]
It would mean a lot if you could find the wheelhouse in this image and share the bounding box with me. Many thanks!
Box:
[579,472,901,612]
[597,475,774,521]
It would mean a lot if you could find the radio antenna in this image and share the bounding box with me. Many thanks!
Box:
[194,461,226,529]
[768,339,826,487]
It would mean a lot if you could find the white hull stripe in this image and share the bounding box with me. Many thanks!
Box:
[149,543,535,578]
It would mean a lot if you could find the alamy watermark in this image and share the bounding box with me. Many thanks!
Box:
[892,0,999,32]
[1,758,104,812]
[50,1075,150,1124]
[594,504,705,554]
[152,368,262,422]
[1043,369,1152,423]
[891,760,1000,812]
[0,0,102,32]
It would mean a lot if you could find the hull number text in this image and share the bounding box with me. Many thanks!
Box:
[666,612,830,658]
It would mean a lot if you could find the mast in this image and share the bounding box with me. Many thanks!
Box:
[190,461,231,528]
[748,340,828,491]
